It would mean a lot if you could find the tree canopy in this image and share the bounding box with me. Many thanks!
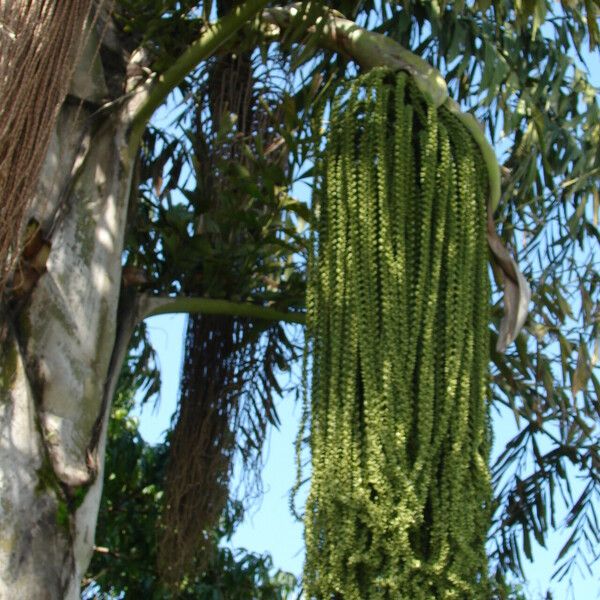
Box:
[1,0,599,598]
[94,0,600,593]
[103,0,600,592]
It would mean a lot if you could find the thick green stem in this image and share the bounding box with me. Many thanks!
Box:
[264,5,448,107]
[139,294,306,325]
[128,0,270,157]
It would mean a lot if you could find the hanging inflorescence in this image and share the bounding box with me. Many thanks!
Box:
[302,68,492,599]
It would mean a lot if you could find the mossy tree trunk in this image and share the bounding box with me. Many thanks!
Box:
[0,24,147,599]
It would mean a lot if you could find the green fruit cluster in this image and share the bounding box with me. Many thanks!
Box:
[303,68,492,599]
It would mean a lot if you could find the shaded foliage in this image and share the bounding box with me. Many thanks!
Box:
[124,27,306,584]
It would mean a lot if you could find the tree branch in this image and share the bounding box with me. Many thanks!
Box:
[138,294,306,325]
[264,4,448,107]
[128,2,500,208]
[128,0,270,157]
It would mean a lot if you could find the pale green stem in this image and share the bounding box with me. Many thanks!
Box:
[264,5,448,107]
[139,294,306,325]
[445,100,501,211]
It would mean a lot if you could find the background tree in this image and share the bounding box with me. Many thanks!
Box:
[0,1,598,598]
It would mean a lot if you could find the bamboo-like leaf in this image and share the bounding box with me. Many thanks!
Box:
[572,342,592,398]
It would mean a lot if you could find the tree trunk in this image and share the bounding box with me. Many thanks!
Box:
[0,21,146,599]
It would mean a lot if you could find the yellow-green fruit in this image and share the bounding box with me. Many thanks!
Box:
[302,69,492,599]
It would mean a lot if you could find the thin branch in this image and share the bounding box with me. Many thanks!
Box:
[138,294,306,325]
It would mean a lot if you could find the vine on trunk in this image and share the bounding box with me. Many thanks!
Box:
[302,68,492,599]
